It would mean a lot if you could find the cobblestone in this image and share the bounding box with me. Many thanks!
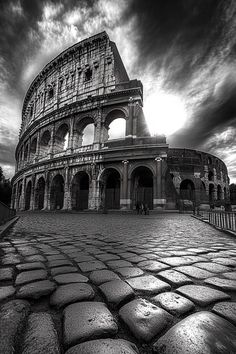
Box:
[63,301,118,348]
[15,269,48,285]
[1,212,236,353]
[119,298,173,342]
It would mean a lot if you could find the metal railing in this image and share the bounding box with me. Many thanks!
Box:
[197,210,236,233]
[0,201,16,226]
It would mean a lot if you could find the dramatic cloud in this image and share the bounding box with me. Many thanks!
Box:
[0,0,236,181]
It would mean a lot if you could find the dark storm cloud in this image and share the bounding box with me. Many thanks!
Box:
[123,0,236,147]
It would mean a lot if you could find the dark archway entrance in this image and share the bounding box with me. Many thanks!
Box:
[209,184,215,206]
[71,172,89,210]
[50,175,64,210]
[35,177,45,210]
[132,166,153,209]
[25,181,32,210]
[180,179,195,201]
[105,169,120,209]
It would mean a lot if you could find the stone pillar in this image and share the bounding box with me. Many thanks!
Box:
[20,178,26,211]
[62,166,70,210]
[35,131,40,158]
[154,157,166,209]
[44,173,50,210]
[88,163,98,210]
[120,160,130,209]
[126,97,133,137]
[49,125,55,155]
[68,116,75,151]
[93,108,102,150]
[30,174,36,210]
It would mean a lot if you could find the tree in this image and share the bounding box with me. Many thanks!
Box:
[0,167,12,206]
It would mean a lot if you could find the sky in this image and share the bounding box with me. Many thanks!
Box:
[1,0,236,182]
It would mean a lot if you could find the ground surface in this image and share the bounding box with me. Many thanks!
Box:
[0,212,236,353]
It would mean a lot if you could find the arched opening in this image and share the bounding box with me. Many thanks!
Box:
[50,174,64,210]
[208,171,214,181]
[71,172,89,210]
[74,118,95,148]
[82,124,94,146]
[217,185,222,201]
[209,184,215,205]
[104,110,126,142]
[108,118,126,140]
[200,181,207,202]
[25,181,32,210]
[17,184,22,210]
[224,187,227,201]
[40,130,51,156]
[30,138,37,160]
[100,168,121,209]
[54,124,69,152]
[35,177,45,210]
[180,179,195,201]
[131,166,153,210]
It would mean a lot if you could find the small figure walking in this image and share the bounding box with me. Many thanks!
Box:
[136,201,140,214]
[144,203,149,215]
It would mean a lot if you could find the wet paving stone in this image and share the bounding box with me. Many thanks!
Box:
[158,269,193,286]
[25,255,46,262]
[65,339,139,354]
[50,283,95,308]
[204,277,236,291]
[152,291,195,315]
[21,313,60,354]
[212,302,236,325]
[50,266,78,276]
[213,258,236,266]
[74,255,96,262]
[0,300,31,353]
[177,285,230,306]
[15,269,48,286]
[116,267,144,278]
[160,257,194,267]
[17,280,56,299]
[89,270,120,285]
[153,311,236,354]
[174,265,215,279]
[2,254,21,265]
[48,259,73,268]
[119,298,173,342]
[63,301,118,348]
[16,262,46,271]
[106,260,133,269]
[77,261,107,272]
[137,260,169,272]
[0,267,14,281]
[194,262,231,273]
[222,272,236,280]
[0,285,16,301]
[126,275,170,294]
[53,273,89,284]
[99,279,134,308]
[96,254,121,261]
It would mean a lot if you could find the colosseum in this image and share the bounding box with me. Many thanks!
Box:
[11,32,230,212]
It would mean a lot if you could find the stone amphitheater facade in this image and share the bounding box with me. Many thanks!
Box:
[11,32,230,212]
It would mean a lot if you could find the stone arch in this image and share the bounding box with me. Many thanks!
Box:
[71,171,90,210]
[200,181,207,201]
[208,170,214,182]
[74,116,95,148]
[30,137,37,160]
[104,109,127,142]
[180,179,195,201]
[24,143,29,161]
[35,177,45,210]
[50,174,64,210]
[131,166,153,210]
[54,123,69,152]
[25,180,32,210]
[99,168,121,209]
[217,185,222,201]
[209,183,215,205]
[128,162,155,180]
[40,130,51,156]
[17,183,22,210]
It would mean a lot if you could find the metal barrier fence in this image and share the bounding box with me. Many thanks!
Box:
[0,201,16,226]
[197,210,236,232]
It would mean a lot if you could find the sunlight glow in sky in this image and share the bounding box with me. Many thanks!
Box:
[144,91,187,136]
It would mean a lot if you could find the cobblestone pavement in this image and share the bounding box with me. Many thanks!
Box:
[1,211,236,353]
